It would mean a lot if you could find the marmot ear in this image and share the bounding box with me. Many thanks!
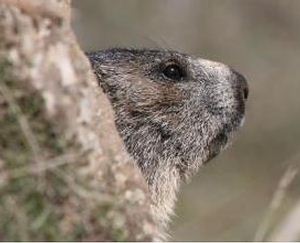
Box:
[92,68,117,98]
[86,52,107,86]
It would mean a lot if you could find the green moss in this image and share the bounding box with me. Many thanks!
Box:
[0,60,73,241]
[0,58,128,241]
[111,228,128,242]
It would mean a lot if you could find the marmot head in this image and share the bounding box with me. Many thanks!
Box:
[88,48,248,184]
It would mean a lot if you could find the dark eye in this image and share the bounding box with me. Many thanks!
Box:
[162,63,186,81]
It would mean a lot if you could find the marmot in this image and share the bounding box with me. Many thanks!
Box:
[87,48,248,238]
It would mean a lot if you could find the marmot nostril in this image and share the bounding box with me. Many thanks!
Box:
[230,69,249,100]
[243,85,249,100]
[239,76,249,100]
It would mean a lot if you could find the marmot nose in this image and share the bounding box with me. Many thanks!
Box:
[231,69,249,101]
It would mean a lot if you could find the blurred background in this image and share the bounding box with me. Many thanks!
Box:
[72,0,300,241]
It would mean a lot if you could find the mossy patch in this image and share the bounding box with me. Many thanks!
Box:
[0,59,130,241]
[0,59,88,241]
[0,59,69,240]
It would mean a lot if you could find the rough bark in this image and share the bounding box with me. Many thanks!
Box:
[0,0,158,241]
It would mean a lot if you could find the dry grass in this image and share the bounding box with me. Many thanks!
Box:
[254,162,299,241]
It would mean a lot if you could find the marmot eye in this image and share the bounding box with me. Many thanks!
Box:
[162,63,186,81]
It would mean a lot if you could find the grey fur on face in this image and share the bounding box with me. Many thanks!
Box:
[87,48,248,237]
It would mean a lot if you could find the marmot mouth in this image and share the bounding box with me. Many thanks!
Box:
[206,116,243,163]
[207,131,229,162]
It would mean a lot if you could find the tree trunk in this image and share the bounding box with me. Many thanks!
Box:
[0,0,158,241]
